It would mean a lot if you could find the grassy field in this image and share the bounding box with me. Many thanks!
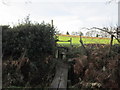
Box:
[56,34,119,46]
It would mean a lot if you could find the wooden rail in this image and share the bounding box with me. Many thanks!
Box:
[50,61,68,90]
[56,38,72,47]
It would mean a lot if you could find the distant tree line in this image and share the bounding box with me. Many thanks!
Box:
[66,30,110,38]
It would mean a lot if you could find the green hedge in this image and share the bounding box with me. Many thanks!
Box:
[2,22,56,60]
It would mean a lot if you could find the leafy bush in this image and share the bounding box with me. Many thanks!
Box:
[2,21,56,60]
[2,20,57,88]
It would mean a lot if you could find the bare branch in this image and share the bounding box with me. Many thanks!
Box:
[90,27,120,43]
[106,0,119,4]
[2,0,9,6]
[79,34,89,56]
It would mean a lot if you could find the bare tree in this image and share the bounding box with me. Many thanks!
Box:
[83,27,120,43]
[71,31,83,36]
[85,30,100,37]
[106,0,119,4]
[1,0,32,5]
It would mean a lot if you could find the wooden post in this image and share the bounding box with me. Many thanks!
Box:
[79,35,89,56]
[62,52,66,60]
[70,38,72,47]
[117,27,118,39]
[51,20,53,28]
[109,35,114,55]
[55,49,58,59]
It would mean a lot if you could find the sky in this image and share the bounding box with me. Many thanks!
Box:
[0,0,118,34]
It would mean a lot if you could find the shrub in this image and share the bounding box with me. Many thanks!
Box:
[2,21,56,60]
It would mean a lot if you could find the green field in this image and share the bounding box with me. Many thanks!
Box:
[56,35,119,47]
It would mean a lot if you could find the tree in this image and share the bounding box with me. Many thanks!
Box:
[66,31,70,35]
[96,34,99,37]
[86,31,92,37]
[84,27,120,43]
[79,31,84,36]
[71,31,83,36]
[71,31,77,35]
[85,30,99,37]
[2,18,56,60]
[107,0,118,4]
[99,30,110,38]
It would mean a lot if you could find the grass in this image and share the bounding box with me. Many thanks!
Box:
[56,34,119,47]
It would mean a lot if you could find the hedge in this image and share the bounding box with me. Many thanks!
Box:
[2,22,56,60]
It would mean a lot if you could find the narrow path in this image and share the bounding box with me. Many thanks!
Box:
[50,60,68,90]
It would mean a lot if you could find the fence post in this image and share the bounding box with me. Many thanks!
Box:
[55,49,59,59]
[70,38,72,47]
[109,35,114,55]
[51,20,53,28]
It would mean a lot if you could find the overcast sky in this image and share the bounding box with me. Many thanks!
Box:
[0,0,118,34]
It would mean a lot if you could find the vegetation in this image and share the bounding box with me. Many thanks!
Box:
[71,31,83,36]
[67,44,120,89]
[2,21,56,60]
[2,16,120,89]
[2,18,57,88]
[57,34,119,47]
[66,31,70,35]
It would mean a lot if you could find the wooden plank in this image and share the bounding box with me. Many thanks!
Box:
[50,61,68,90]
[58,67,68,88]
[58,40,70,42]
[50,66,62,88]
